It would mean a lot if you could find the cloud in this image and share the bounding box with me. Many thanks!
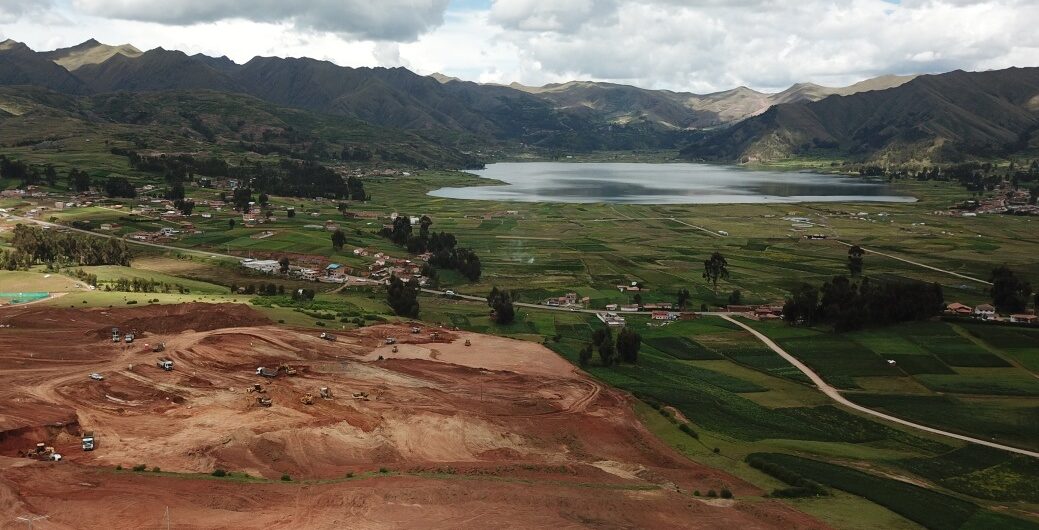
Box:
[0,0,53,23]
[484,0,1039,91]
[70,0,452,41]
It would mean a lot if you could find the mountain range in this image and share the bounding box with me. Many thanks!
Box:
[2,38,1038,164]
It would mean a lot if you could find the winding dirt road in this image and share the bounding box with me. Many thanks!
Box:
[722,315,1039,459]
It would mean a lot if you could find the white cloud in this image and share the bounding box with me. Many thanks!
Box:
[71,0,451,41]
[1,0,1037,93]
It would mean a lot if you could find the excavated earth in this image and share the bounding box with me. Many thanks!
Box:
[0,303,828,529]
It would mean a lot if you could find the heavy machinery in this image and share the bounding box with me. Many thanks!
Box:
[111,327,121,342]
[81,432,96,451]
[392,345,398,353]
[90,372,104,381]
[156,358,174,371]
[256,367,278,378]
[152,342,165,353]
[319,332,337,342]
[124,332,135,344]
[256,396,272,407]
[247,383,266,393]
[465,339,472,347]
[300,393,314,405]
[24,443,58,460]
[411,327,421,334]
[384,337,397,345]
[319,387,333,399]
[352,391,370,401]
[430,331,440,341]
[278,365,297,376]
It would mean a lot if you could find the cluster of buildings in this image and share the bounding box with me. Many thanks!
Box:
[947,187,1039,217]
[543,292,591,308]
[946,303,1037,324]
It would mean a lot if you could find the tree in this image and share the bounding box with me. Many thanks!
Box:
[168,182,185,201]
[783,283,819,326]
[70,168,91,192]
[331,229,346,251]
[676,288,691,309]
[487,286,516,325]
[703,252,729,292]
[258,193,269,207]
[278,256,290,274]
[990,265,1032,313]
[616,326,641,364]
[633,293,643,306]
[419,215,433,238]
[578,343,594,367]
[174,199,195,216]
[728,289,742,305]
[43,164,57,187]
[386,275,419,317]
[228,218,236,230]
[592,327,615,366]
[847,245,865,276]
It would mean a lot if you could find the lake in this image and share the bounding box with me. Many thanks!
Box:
[428,162,916,204]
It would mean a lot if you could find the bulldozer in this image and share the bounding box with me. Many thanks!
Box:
[247,383,266,394]
[300,393,314,405]
[351,391,370,401]
[152,342,165,353]
[278,365,298,376]
[256,396,272,407]
[465,339,472,347]
[391,345,399,353]
[319,387,333,399]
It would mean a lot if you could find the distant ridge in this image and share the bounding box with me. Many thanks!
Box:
[42,39,142,70]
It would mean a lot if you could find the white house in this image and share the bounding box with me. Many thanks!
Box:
[974,304,996,320]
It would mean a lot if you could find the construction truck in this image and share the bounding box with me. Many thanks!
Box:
[247,383,266,393]
[82,432,96,451]
[411,327,421,334]
[465,339,472,347]
[256,396,272,407]
[278,365,298,376]
[124,332,135,344]
[352,391,370,401]
[152,342,165,353]
[300,393,314,405]
[384,337,397,345]
[392,345,398,353]
[111,327,120,342]
[319,387,332,399]
[24,443,57,460]
[319,332,337,342]
[156,358,174,371]
[256,366,278,378]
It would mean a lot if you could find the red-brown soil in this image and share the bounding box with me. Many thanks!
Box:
[0,304,828,529]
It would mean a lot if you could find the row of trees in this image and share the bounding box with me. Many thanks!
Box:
[7,224,132,268]
[783,276,944,332]
[580,326,642,366]
[387,275,420,318]
[378,214,482,281]
[1,155,93,191]
[989,265,1034,313]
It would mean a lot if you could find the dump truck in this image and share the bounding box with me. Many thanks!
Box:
[156,358,174,371]
[256,367,278,378]
[111,327,121,342]
[124,333,134,344]
[384,337,397,345]
[90,372,104,381]
[319,332,337,342]
[411,327,421,334]
[152,342,165,353]
[81,432,96,451]
[256,396,272,407]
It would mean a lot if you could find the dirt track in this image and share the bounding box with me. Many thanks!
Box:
[0,304,827,529]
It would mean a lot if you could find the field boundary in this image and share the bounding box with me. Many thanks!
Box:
[721,315,1039,459]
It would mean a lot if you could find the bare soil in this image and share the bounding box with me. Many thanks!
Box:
[0,304,828,529]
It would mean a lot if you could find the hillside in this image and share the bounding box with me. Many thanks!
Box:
[74,48,244,93]
[41,38,142,70]
[0,40,89,95]
[680,68,1039,163]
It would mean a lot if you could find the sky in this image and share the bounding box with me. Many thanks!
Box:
[1,0,1038,93]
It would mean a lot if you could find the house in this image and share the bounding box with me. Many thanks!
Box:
[605,304,618,311]
[158,227,179,237]
[596,312,626,327]
[1010,314,1038,324]
[726,305,756,313]
[974,304,996,320]
[946,302,973,316]
[325,263,348,280]
[643,303,674,311]
[324,220,340,231]
[242,259,280,274]
[619,304,640,312]
[651,311,679,321]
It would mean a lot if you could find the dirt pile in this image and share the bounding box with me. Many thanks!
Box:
[0,304,827,529]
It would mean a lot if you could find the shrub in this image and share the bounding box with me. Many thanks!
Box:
[151,467,161,473]
[707,489,717,498]
[132,464,146,472]
[713,447,720,454]
[720,488,733,499]
[278,319,285,324]
[126,300,138,305]
[679,423,698,438]
[379,467,389,474]
[115,464,122,471]
[693,490,701,496]
[281,474,292,481]
[212,469,227,477]
[345,472,354,478]
[316,321,326,327]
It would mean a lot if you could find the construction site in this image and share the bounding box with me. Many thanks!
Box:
[0,303,825,528]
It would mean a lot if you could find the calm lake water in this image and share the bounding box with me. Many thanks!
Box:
[428,162,916,204]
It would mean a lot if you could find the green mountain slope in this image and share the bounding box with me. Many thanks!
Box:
[680,68,1039,163]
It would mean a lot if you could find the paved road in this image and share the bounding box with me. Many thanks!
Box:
[418,288,739,317]
[835,240,991,286]
[722,315,1039,458]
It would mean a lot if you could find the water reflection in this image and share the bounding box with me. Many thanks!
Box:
[428,162,916,204]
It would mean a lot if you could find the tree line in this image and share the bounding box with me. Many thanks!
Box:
[580,325,642,367]
[378,214,482,281]
[5,224,132,269]
[783,275,944,332]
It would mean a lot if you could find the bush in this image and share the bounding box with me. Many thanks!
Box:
[345,472,354,478]
[316,321,326,327]
[115,464,122,471]
[212,469,227,477]
[379,467,389,474]
[707,489,717,498]
[126,300,138,305]
[720,488,732,499]
[746,455,827,497]
[679,423,699,439]
[693,490,701,496]
[713,447,720,454]
[132,464,146,472]
[281,474,292,481]
[151,467,161,473]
